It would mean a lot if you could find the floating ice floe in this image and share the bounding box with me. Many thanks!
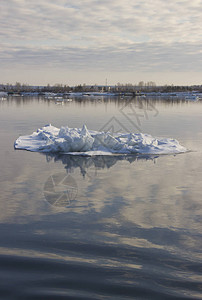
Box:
[14,124,187,156]
[0,92,8,99]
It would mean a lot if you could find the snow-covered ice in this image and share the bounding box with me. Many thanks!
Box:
[14,124,187,155]
[0,92,8,98]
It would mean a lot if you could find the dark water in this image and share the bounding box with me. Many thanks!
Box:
[0,96,201,299]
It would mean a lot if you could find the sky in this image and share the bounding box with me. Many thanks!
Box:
[1,0,202,86]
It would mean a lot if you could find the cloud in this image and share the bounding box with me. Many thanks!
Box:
[1,41,202,73]
[0,0,202,83]
[1,0,202,45]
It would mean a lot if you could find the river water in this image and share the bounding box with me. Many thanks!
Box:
[0,95,201,299]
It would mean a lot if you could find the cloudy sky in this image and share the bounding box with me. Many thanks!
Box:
[1,0,202,86]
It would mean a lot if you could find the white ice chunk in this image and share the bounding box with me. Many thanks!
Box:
[14,125,187,155]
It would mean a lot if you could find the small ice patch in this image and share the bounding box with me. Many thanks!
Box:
[14,124,187,155]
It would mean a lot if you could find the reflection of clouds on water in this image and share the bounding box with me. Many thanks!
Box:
[1,147,201,237]
[44,152,202,235]
[43,153,158,211]
[44,172,78,208]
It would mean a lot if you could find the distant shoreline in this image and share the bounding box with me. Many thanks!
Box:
[1,83,202,95]
[1,90,202,101]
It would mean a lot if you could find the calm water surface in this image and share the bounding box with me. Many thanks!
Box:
[0,96,201,299]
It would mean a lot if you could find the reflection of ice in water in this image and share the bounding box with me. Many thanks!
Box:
[44,173,77,207]
[43,154,158,212]
[46,153,158,178]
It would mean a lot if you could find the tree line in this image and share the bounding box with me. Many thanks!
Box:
[1,81,202,93]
